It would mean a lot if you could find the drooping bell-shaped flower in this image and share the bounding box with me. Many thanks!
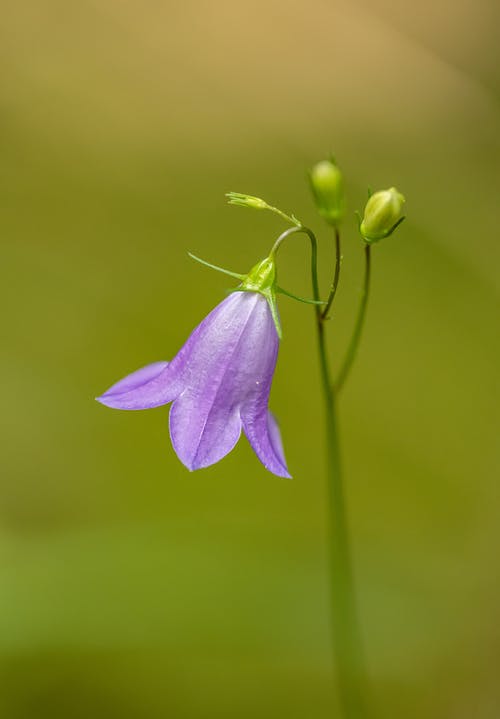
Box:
[96,256,291,478]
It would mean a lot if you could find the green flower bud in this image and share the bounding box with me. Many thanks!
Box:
[226,192,268,210]
[309,159,344,225]
[226,191,302,227]
[360,187,405,243]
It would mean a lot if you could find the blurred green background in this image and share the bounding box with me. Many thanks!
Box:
[1,1,499,717]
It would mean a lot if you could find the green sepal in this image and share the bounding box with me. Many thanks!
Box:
[188,252,245,280]
[241,257,281,337]
[277,285,325,305]
[360,215,406,244]
[388,215,406,233]
[264,289,282,340]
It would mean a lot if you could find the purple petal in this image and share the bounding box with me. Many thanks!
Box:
[100,362,168,396]
[267,411,288,470]
[95,296,242,411]
[96,361,178,410]
[170,401,242,471]
[242,409,291,478]
[169,292,280,472]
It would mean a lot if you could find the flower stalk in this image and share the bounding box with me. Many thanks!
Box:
[316,318,370,718]
[335,244,372,392]
[270,223,369,718]
[321,226,342,320]
[313,236,370,719]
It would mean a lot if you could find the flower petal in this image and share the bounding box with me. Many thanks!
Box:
[170,292,278,469]
[100,361,168,396]
[95,295,243,411]
[168,292,262,470]
[96,361,180,409]
[267,411,288,470]
[170,400,242,471]
[242,408,291,478]
[233,298,290,478]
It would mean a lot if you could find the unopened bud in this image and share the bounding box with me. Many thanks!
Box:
[226,191,301,227]
[226,192,268,210]
[359,187,405,243]
[309,159,344,225]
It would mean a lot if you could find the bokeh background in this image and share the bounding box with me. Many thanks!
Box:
[2,1,499,717]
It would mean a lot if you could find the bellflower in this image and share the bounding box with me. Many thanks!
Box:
[97,257,290,478]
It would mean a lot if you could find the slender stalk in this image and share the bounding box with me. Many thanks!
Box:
[316,305,369,719]
[321,226,342,320]
[335,244,372,392]
[314,244,369,718]
[272,224,369,717]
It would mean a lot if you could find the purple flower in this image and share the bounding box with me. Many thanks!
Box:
[97,291,290,477]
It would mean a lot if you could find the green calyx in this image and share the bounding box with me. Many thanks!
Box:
[188,252,282,337]
[241,256,276,293]
[240,257,282,338]
[188,251,324,340]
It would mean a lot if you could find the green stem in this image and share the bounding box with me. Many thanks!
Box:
[272,225,369,717]
[321,225,342,320]
[267,204,301,227]
[316,314,369,719]
[335,244,372,392]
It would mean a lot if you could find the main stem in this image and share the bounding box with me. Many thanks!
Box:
[272,225,369,717]
[316,309,369,719]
